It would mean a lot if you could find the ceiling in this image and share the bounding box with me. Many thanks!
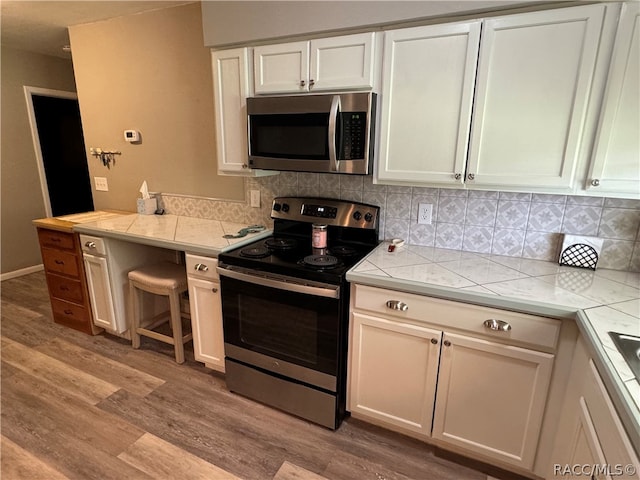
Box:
[1,1,193,59]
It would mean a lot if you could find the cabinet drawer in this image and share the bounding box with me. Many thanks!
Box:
[185,254,219,281]
[51,297,90,324]
[47,273,85,304]
[42,248,80,277]
[38,229,76,251]
[353,284,561,350]
[79,234,107,255]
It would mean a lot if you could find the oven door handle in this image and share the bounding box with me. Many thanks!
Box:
[217,266,340,299]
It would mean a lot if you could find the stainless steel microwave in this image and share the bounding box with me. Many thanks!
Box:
[247,92,376,175]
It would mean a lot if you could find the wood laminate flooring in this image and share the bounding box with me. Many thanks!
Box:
[1,271,502,480]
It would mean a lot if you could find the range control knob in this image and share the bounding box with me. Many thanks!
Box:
[353,211,362,221]
[281,203,290,213]
[364,212,373,222]
[273,203,281,212]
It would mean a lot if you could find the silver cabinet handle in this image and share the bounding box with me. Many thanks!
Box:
[430,338,438,345]
[194,263,209,272]
[85,241,96,249]
[309,79,315,87]
[591,179,600,187]
[483,319,512,332]
[467,173,475,181]
[300,80,306,87]
[454,173,461,180]
[443,340,451,347]
[386,300,408,311]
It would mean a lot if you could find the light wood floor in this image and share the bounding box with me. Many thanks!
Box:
[2,271,497,480]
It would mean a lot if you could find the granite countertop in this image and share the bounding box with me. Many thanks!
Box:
[71,213,271,256]
[347,242,640,449]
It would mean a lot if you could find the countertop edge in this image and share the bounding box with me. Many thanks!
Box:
[72,222,273,257]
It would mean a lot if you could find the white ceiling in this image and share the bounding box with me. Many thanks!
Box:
[1,1,193,59]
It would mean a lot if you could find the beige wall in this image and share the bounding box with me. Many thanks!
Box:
[1,46,77,275]
[69,2,244,212]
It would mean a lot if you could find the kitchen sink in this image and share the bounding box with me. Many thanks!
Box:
[608,332,640,382]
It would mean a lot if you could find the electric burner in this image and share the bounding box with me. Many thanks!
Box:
[265,237,298,250]
[301,254,341,270]
[240,246,270,258]
[329,245,358,257]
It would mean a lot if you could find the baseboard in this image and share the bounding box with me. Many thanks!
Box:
[1,264,44,281]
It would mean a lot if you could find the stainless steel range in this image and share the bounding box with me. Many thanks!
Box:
[217,197,380,429]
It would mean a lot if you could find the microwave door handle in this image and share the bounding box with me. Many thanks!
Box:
[328,95,341,172]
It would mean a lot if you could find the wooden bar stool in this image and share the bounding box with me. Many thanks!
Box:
[128,262,192,364]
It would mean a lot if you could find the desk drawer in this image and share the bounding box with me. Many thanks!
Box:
[353,284,561,350]
[51,297,90,325]
[186,254,219,281]
[47,273,85,304]
[42,248,80,277]
[38,229,76,251]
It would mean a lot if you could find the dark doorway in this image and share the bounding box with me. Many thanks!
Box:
[31,95,94,216]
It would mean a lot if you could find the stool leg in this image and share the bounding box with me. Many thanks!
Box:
[169,289,185,364]
[130,283,141,349]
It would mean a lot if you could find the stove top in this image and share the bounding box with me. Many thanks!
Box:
[218,197,380,284]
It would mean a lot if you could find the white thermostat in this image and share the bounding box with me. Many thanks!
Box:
[124,130,141,143]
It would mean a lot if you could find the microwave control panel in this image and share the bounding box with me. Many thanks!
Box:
[340,112,366,160]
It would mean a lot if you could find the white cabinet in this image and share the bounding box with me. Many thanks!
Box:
[83,252,116,331]
[349,284,560,471]
[253,33,376,94]
[586,2,640,196]
[550,337,640,479]
[376,4,616,193]
[468,4,607,190]
[376,22,481,185]
[185,254,224,372]
[350,312,441,436]
[211,48,276,176]
[432,332,554,469]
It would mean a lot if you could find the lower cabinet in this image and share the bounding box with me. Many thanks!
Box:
[550,337,640,479]
[349,284,559,472]
[185,254,225,372]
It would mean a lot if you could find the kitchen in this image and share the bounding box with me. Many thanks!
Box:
[2,1,640,479]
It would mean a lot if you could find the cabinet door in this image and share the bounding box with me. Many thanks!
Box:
[349,312,441,436]
[376,22,480,185]
[309,33,375,91]
[565,398,610,479]
[587,2,640,196]
[83,254,116,331]
[467,4,606,190]
[212,48,251,174]
[432,332,554,469]
[187,276,225,372]
[253,42,309,94]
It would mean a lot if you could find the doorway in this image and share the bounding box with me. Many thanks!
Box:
[24,87,94,217]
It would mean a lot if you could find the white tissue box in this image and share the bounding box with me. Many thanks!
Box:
[136,198,157,215]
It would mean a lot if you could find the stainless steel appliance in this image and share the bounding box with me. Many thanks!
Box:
[217,197,380,429]
[247,93,376,174]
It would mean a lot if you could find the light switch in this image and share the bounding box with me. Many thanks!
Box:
[94,177,108,191]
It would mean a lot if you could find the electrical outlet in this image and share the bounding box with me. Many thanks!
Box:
[418,203,433,225]
[94,177,108,191]
[250,189,260,208]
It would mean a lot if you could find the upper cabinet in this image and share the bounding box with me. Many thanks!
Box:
[468,4,607,190]
[211,48,276,176]
[376,3,629,195]
[376,21,481,185]
[253,32,376,94]
[586,2,640,196]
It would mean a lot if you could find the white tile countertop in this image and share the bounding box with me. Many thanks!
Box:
[72,213,271,256]
[347,242,640,450]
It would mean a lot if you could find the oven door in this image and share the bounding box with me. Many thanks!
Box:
[218,266,342,392]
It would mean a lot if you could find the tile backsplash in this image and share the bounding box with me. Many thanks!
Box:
[158,173,640,272]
